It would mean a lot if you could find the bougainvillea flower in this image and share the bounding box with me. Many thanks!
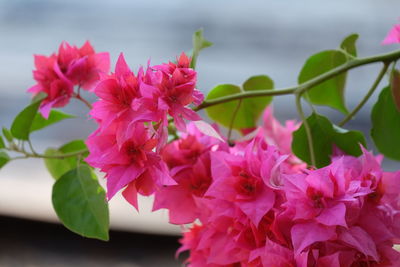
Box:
[382,24,400,45]
[86,123,175,209]
[28,41,109,117]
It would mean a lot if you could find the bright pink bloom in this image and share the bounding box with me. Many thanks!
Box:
[141,53,204,131]
[153,123,228,224]
[382,24,400,45]
[86,123,175,209]
[28,41,110,117]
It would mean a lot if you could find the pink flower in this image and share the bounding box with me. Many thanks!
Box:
[153,123,228,224]
[382,24,400,45]
[28,41,110,117]
[86,122,175,209]
[141,53,204,131]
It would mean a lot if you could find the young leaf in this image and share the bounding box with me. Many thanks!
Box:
[390,69,400,112]
[44,140,89,180]
[292,113,367,167]
[0,152,10,169]
[2,127,13,142]
[191,29,213,69]
[30,110,75,133]
[298,50,348,114]
[52,165,109,241]
[10,93,47,140]
[0,136,5,149]
[371,86,400,160]
[340,33,359,57]
[205,75,274,129]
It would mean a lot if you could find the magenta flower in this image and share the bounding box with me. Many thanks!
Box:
[28,41,110,118]
[382,24,400,45]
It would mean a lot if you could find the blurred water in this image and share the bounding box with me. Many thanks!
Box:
[0,0,399,167]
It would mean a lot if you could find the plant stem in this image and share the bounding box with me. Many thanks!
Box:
[73,93,93,109]
[227,99,242,142]
[295,93,316,167]
[194,49,400,111]
[339,63,390,126]
[9,146,88,160]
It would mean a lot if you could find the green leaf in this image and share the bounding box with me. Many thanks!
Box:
[340,33,359,57]
[390,69,400,112]
[191,29,213,69]
[205,75,274,129]
[52,165,109,241]
[10,93,47,140]
[299,50,348,114]
[30,110,75,133]
[292,113,367,167]
[332,125,366,156]
[2,127,13,142]
[44,140,89,180]
[371,86,400,160]
[0,151,10,169]
[0,136,5,149]
[292,113,334,168]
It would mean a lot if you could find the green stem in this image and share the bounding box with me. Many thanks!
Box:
[227,99,242,142]
[339,63,390,126]
[9,146,88,160]
[295,93,316,167]
[194,49,400,111]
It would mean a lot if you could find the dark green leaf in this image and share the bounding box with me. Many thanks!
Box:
[299,50,348,114]
[0,136,5,149]
[332,125,366,156]
[0,152,9,169]
[191,29,213,69]
[31,110,75,133]
[340,33,359,57]
[2,127,13,142]
[371,86,400,160]
[292,113,367,167]
[292,113,334,168]
[205,75,274,129]
[390,69,400,112]
[52,165,109,241]
[11,93,47,140]
[44,140,89,180]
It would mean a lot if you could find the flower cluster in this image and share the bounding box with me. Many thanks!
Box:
[86,53,204,208]
[27,41,110,117]
[53,35,400,265]
[176,117,400,266]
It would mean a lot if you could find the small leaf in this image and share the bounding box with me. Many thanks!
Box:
[11,93,47,140]
[371,86,400,160]
[205,75,274,129]
[52,165,109,241]
[292,113,367,167]
[0,136,5,149]
[0,152,10,169]
[31,110,75,133]
[299,50,348,114]
[390,69,400,112]
[2,127,13,142]
[292,113,334,168]
[44,140,89,180]
[242,75,274,117]
[193,121,224,142]
[340,33,359,57]
[191,29,213,69]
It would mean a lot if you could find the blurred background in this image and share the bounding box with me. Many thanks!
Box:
[0,0,399,266]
